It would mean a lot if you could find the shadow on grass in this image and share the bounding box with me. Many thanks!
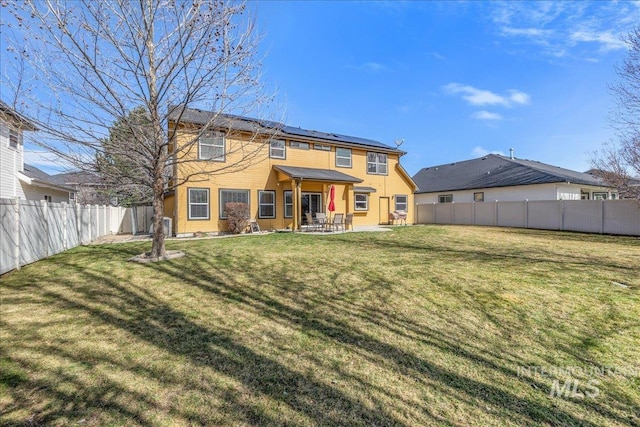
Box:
[2,231,638,426]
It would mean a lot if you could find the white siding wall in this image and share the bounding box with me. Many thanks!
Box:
[0,119,26,199]
[20,183,70,203]
[415,183,616,204]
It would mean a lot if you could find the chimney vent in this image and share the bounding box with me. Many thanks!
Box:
[509,148,514,159]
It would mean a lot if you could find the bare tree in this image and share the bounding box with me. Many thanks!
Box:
[2,0,274,257]
[592,26,640,201]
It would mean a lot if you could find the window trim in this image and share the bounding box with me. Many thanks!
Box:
[395,194,408,212]
[258,190,276,219]
[367,152,388,175]
[188,188,210,220]
[284,190,293,218]
[219,189,250,219]
[438,194,453,203]
[270,139,286,159]
[8,128,19,149]
[336,147,352,168]
[198,131,225,162]
[289,141,309,150]
[354,193,369,211]
[473,192,484,202]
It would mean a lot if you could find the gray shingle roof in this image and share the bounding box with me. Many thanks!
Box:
[169,107,400,152]
[22,164,75,192]
[274,165,363,183]
[413,154,608,193]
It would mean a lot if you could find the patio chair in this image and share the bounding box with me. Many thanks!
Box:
[331,213,344,232]
[395,210,407,225]
[305,212,317,232]
[315,212,328,231]
[344,213,353,231]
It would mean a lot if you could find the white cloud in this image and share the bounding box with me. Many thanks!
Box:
[444,83,530,107]
[472,146,505,157]
[471,111,503,121]
[570,30,627,52]
[501,27,553,38]
[360,62,386,72]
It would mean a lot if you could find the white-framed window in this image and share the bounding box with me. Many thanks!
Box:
[611,193,619,200]
[219,189,249,219]
[43,195,52,203]
[270,139,286,159]
[284,190,293,218]
[188,188,210,220]
[367,152,388,175]
[198,131,225,161]
[593,192,608,200]
[69,192,76,201]
[395,195,408,211]
[9,128,19,149]
[474,192,484,202]
[258,190,276,218]
[439,194,453,203]
[354,193,368,211]
[314,144,331,151]
[290,141,309,150]
[336,147,352,168]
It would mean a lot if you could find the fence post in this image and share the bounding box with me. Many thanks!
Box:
[42,200,49,257]
[14,197,20,271]
[433,202,436,224]
[600,200,605,234]
[524,200,528,229]
[561,200,565,231]
[472,201,475,226]
[494,201,499,226]
[451,201,455,224]
[62,202,68,250]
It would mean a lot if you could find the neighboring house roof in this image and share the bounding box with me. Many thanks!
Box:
[0,100,38,131]
[169,107,403,153]
[273,165,363,183]
[413,154,610,194]
[52,170,104,187]
[20,164,76,192]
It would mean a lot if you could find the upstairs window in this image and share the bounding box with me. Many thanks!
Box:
[395,195,408,212]
[314,144,331,151]
[289,141,309,150]
[367,152,388,175]
[198,131,225,161]
[270,139,286,159]
[336,147,351,168]
[9,128,19,149]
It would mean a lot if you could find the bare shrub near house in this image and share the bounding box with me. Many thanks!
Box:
[225,202,250,234]
[3,0,275,258]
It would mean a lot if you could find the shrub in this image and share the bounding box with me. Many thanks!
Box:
[225,202,250,234]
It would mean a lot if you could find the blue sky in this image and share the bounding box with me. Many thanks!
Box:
[250,1,640,175]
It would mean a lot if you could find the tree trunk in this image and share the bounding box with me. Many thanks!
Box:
[150,175,167,258]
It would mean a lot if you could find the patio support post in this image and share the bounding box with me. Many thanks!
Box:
[296,180,302,231]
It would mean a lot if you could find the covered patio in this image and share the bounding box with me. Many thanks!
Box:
[273,165,363,232]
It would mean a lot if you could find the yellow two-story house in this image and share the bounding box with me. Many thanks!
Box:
[165,108,416,236]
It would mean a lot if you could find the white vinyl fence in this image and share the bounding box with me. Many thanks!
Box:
[0,198,153,275]
[416,200,640,236]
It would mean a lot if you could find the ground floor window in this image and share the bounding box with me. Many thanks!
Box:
[284,191,293,218]
[593,192,608,200]
[355,193,368,211]
[219,189,249,218]
[474,192,484,202]
[395,194,408,211]
[259,190,276,218]
[439,194,453,203]
[188,188,210,220]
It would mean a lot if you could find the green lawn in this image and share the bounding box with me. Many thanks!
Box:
[1,226,639,426]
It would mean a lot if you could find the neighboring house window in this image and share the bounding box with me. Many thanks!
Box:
[474,192,484,202]
[69,192,76,201]
[439,194,453,203]
[198,131,225,161]
[44,195,52,203]
[395,195,408,211]
[188,188,210,220]
[314,144,331,151]
[258,190,276,218]
[284,191,293,218]
[290,141,309,150]
[593,192,608,200]
[9,129,19,149]
[219,189,249,218]
[336,147,352,168]
[354,193,368,211]
[367,152,388,175]
[270,139,286,159]
[611,193,618,200]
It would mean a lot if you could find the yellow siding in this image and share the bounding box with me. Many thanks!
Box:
[171,128,415,235]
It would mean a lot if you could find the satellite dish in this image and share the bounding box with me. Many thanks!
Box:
[394,139,405,148]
